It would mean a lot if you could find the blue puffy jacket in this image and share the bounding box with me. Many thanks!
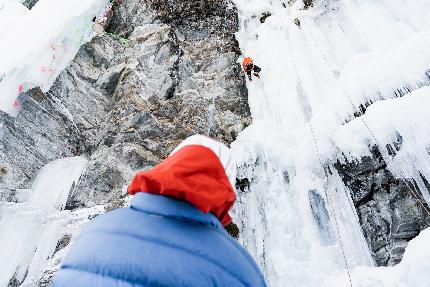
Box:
[53,193,266,287]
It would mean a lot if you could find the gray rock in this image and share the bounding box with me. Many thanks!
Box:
[304,0,314,9]
[66,0,249,207]
[53,234,72,255]
[336,147,430,266]
[0,0,250,283]
[22,0,39,9]
[1,0,249,204]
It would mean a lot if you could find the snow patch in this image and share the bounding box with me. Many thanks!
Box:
[0,0,109,116]
[323,228,430,287]
[335,86,430,205]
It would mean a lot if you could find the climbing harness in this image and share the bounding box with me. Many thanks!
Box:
[285,24,354,287]
[302,18,430,217]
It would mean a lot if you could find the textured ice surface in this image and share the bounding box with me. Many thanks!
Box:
[335,86,430,205]
[323,228,430,287]
[0,0,109,116]
[0,157,87,286]
[232,0,430,285]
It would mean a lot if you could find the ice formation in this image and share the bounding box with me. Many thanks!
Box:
[0,0,109,116]
[335,86,430,204]
[323,228,430,287]
[231,0,430,285]
[0,157,88,286]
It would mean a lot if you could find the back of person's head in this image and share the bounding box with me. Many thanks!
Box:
[128,135,236,226]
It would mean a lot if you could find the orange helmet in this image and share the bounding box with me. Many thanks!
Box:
[242,57,253,70]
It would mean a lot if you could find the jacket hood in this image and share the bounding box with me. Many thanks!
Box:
[128,144,236,226]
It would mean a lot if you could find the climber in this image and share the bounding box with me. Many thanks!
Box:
[242,57,261,81]
[53,135,266,287]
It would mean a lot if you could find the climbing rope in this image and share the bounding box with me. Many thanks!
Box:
[302,18,430,216]
[285,25,354,287]
[309,124,354,287]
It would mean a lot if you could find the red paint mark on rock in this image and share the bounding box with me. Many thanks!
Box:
[17,84,23,93]
[40,66,46,73]
[12,99,20,109]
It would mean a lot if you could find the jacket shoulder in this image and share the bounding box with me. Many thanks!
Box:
[57,207,265,286]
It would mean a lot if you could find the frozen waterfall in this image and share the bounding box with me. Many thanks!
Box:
[231,0,430,286]
[0,157,87,286]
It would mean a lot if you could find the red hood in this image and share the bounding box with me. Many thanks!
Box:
[128,145,236,226]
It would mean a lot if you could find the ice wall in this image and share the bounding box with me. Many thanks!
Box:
[0,157,87,286]
[230,1,374,284]
[335,86,430,205]
[0,0,109,116]
[232,0,430,285]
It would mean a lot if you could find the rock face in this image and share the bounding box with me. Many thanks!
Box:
[0,0,250,284]
[335,147,430,266]
[65,0,250,208]
[1,0,250,202]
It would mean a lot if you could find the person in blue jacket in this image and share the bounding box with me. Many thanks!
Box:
[53,135,266,287]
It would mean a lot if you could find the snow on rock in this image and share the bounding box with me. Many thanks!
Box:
[0,1,28,38]
[322,228,430,287]
[0,157,87,286]
[300,26,430,163]
[323,30,430,124]
[334,86,430,205]
[0,0,109,116]
[29,156,88,209]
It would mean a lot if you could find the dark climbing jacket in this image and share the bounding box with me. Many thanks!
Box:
[242,57,261,80]
[246,64,261,76]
